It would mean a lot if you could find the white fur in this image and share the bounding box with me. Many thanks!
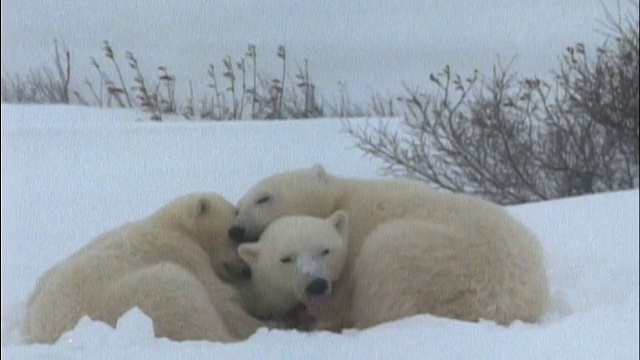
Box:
[296,253,324,277]
[22,193,265,344]
[233,165,550,330]
[237,211,349,321]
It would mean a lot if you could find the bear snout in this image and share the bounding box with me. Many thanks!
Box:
[222,261,252,281]
[228,226,246,242]
[241,266,252,279]
[305,278,329,297]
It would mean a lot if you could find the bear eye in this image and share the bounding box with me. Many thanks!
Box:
[321,249,330,256]
[280,255,293,263]
[256,195,271,205]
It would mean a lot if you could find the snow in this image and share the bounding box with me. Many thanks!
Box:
[1,104,639,359]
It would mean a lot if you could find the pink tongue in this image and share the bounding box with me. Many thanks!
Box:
[306,297,332,318]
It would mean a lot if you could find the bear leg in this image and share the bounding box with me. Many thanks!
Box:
[94,262,235,343]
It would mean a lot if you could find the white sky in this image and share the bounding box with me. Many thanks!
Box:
[1,0,635,103]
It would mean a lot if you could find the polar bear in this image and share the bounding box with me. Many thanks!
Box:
[230,165,549,327]
[22,193,265,344]
[237,211,349,325]
[238,210,547,331]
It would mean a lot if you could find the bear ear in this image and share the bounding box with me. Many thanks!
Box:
[195,197,212,217]
[311,164,328,182]
[327,210,348,237]
[238,243,261,265]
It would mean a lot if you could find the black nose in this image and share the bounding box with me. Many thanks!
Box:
[241,266,252,279]
[305,278,329,296]
[228,226,246,241]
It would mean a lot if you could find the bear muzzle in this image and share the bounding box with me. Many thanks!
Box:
[302,278,334,318]
[305,278,330,297]
[222,261,252,281]
[228,226,247,242]
[228,226,262,243]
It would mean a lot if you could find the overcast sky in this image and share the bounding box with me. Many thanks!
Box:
[1,0,633,103]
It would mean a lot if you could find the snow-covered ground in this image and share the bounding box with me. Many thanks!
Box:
[1,105,639,359]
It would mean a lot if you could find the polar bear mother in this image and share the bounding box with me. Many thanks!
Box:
[229,165,549,327]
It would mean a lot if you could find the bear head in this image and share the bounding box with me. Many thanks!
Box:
[237,210,349,319]
[153,193,250,283]
[229,164,335,243]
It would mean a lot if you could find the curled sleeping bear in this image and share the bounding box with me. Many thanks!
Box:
[22,193,264,344]
[231,165,549,329]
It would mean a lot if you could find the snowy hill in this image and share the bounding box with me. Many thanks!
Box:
[1,105,638,359]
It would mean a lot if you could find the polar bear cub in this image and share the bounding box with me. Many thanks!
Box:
[237,211,349,326]
[22,193,264,344]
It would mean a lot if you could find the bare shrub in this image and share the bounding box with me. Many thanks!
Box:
[3,39,371,120]
[200,45,326,120]
[344,7,639,204]
[1,40,70,104]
